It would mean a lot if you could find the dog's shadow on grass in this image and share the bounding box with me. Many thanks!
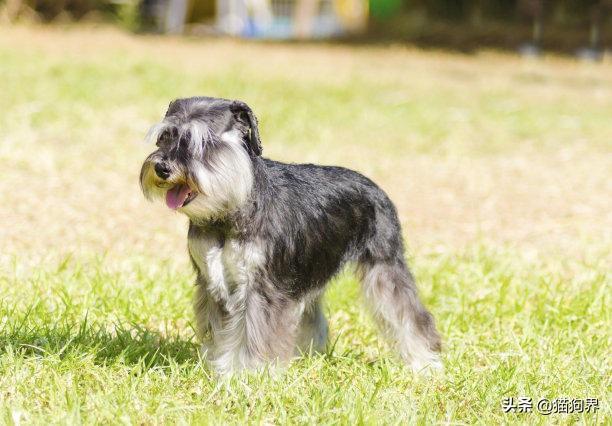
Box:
[0,320,200,368]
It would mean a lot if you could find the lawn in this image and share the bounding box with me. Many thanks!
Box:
[0,25,610,424]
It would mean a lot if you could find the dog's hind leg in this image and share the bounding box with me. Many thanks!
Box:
[357,259,442,372]
[295,296,328,355]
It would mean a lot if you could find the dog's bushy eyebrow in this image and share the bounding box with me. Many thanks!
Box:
[146,98,240,161]
[144,121,168,145]
[145,117,223,161]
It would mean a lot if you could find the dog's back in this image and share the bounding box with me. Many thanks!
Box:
[246,159,390,294]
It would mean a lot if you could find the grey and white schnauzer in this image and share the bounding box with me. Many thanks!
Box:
[140,97,442,375]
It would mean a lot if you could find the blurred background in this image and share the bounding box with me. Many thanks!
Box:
[2,1,611,56]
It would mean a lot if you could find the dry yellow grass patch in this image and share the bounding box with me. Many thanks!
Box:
[0,25,610,263]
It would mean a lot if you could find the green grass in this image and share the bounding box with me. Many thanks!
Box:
[0,250,608,424]
[0,26,610,424]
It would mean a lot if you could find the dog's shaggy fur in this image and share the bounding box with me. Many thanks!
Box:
[140,97,442,374]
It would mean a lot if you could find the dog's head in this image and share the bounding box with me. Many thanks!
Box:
[140,97,262,220]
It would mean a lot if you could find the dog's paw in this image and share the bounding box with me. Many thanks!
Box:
[409,355,444,375]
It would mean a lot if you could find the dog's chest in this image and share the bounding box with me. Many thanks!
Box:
[188,235,264,302]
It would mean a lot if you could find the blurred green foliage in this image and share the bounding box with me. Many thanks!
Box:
[370,0,403,19]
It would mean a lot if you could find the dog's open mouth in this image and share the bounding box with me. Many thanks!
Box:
[165,184,197,210]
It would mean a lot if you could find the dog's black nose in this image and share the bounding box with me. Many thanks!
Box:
[154,162,171,179]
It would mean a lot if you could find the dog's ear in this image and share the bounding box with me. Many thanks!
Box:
[230,100,263,157]
[165,99,178,117]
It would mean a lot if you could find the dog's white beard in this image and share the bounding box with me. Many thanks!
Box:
[182,131,254,220]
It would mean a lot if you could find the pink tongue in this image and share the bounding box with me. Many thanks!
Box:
[165,185,191,210]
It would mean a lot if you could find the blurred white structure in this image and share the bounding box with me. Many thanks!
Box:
[164,0,189,33]
[216,0,368,39]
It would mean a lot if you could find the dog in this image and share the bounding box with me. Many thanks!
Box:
[140,97,442,375]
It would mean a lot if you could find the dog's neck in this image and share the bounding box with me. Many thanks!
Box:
[187,156,270,239]
[189,215,236,237]
[188,218,237,252]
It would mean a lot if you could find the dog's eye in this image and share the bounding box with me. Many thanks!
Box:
[156,136,170,148]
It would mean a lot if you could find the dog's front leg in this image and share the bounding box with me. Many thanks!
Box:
[201,286,303,375]
[296,297,328,355]
[192,281,222,360]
